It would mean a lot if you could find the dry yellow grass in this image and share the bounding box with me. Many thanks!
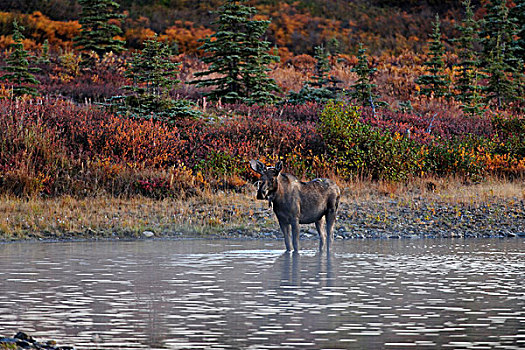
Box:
[0,189,273,240]
[1,177,523,240]
[338,176,525,205]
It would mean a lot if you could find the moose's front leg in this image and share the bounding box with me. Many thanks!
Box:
[279,221,292,251]
[291,219,300,252]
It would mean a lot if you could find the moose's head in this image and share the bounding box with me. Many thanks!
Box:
[250,160,283,200]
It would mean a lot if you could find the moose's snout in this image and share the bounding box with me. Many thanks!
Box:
[256,183,268,200]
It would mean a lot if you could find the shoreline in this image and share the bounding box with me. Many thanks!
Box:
[2,232,524,246]
[2,179,525,242]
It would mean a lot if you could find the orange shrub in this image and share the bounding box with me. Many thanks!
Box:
[0,11,80,50]
[161,21,214,54]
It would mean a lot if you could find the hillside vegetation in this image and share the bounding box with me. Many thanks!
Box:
[0,0,523,201]
[1,0,466,54]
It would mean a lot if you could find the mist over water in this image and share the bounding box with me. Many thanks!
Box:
[0,238,524,349]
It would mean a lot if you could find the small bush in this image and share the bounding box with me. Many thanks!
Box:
[492,114,525,158]
[319,100,422,181]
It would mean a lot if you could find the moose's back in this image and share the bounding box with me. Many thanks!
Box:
[296,178,340,224]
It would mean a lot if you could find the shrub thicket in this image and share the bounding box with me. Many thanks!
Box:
[0,0,524,199]
[0,98,524,198]
[319,101,421,181]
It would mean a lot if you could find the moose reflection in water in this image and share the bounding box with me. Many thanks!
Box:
[250,160,341,252]
[276,251,335,289]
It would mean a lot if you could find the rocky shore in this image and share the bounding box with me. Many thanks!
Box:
[213,195,525,240]
[0,332,73,350]
[1,182,525,242]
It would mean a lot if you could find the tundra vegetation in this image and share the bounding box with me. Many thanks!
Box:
[0,0,523,239]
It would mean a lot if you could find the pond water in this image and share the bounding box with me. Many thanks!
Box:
[0,238,524,349]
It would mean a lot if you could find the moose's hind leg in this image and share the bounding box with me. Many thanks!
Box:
[315,216,327,250]
[325,192,340,250]
[325,209,337,250]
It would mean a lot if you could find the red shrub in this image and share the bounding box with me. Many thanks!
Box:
[177,114,322,177]
[223,102,323,122]
[361,108,494,144]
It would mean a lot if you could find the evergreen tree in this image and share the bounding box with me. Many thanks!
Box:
[0,20,40,97]
[309,45,331,89]
[114,36,200,122]
[415,14,450,99]
[327,37,341,57]
[190,0,280,105]
[126,37,179,98]
[309,45,341,91]
[461,71,485,116]
[74,0,126,58]
[241,19,281,105]
[484,34,518,108]
[36,39,51,65]
[479,0,523,108]
[510,0,525,105]
[286,45,341,104]
[349,43,385,109]
[454,0,485,115]
[513,0,525,62]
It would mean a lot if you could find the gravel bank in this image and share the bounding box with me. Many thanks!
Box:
[216,195,525,240]
[1,186,524,242]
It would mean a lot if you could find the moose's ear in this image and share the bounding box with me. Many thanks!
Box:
[250,159,267,174]
[275,161,283,173]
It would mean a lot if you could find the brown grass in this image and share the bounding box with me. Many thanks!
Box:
[339,176,525,205]
[0,188,274,240]
[1,176,523,240]
[431,177,525,204]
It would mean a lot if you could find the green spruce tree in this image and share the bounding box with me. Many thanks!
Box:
[309,45,331,89]
[480,0,523,108]
[513,0,525,102]
[36,39,51,65]
[462,72,485,116]
[454,0,485,115]
[415,14,450,99]
[327,37,341,57]
[484,34,518,108]
[126,37,179,98]
[510,0,525,61]
[115,36,200,122]
[0,20,40,97]
[349,43,385,110]
[190,0,280,105]
[74,0,126,58]
[513,0,525,62]
[309,45,341,92]
[286,45,341,104]
[241,19,281,105]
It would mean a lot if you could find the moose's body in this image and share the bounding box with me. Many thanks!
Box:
[251,160,340,252]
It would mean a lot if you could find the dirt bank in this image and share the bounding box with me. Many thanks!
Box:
[1,178,524,242]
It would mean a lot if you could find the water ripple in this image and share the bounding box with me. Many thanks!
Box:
[0,239,523,349]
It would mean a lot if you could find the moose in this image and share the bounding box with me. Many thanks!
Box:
[250,160,341,252]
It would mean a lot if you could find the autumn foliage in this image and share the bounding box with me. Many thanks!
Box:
[0,93,523,198]
[0,1,523,198]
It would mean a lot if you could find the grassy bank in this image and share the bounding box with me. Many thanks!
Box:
[1,177,523,241]
[0,190,266,241]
